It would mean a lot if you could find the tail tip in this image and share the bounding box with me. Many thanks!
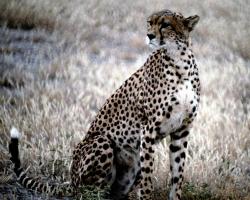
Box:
[10,127,21,139]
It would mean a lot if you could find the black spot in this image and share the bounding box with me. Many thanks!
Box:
[155,121,161,126]
[192,106,196,112]
[103,143,109,150]
[98,138,104,143]
[148,147,154,153]
[100,154,107,163]
[180,152,186,159]
[145,153,150,160]
[166,112,171,118]
[145,189,151,194]
[145,137,154,145]
[176,72,182,79]
[119,138,124,143]
[155,126,161,133]
[171,97,176,101]
[145,167,150,173]
[171,131,189,140]
[183,141,188,148]
[178,166,182,172]
[170,144,181,152]
[164,55,170,61]
[175,157,180,163]
[116,131,120,136]
[108,152,113,158]
[173,177,179,183]
[85,158,90,165]
[95,150,101,156]
[149,127,153,133]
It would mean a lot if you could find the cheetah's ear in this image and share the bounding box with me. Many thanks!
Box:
[184,15,200,32]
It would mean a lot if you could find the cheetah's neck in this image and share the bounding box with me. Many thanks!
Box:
[162,40,191,62]
[160,41,196,78]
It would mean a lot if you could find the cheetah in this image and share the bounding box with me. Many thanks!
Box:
[9,9,200,200]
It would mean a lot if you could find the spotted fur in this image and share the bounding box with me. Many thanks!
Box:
[9,9,200,200]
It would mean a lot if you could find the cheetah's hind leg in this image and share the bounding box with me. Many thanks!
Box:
[110,144,140,200]
[71,134,116,196]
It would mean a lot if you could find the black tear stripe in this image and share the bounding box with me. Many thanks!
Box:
[169,144,181,152]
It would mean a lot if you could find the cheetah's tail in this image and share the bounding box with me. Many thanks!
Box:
[9,127,74,196]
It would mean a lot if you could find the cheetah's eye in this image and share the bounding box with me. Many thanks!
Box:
[161,22,170,28]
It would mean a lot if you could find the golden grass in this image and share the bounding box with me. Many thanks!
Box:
[0,0,250,199]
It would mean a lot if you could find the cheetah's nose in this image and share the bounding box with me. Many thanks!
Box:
[147,34,156,40]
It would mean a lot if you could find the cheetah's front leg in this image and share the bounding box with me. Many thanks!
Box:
[138,125,156,200]
[169,128,190,200]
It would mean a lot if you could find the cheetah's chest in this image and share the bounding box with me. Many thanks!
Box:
[160,81,198,135]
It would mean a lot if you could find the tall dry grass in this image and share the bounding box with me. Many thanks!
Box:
[0,0,250,199]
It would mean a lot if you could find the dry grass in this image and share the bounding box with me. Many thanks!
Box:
[0,0,250,199]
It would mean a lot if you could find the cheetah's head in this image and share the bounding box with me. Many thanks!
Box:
[146,10,199,49]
